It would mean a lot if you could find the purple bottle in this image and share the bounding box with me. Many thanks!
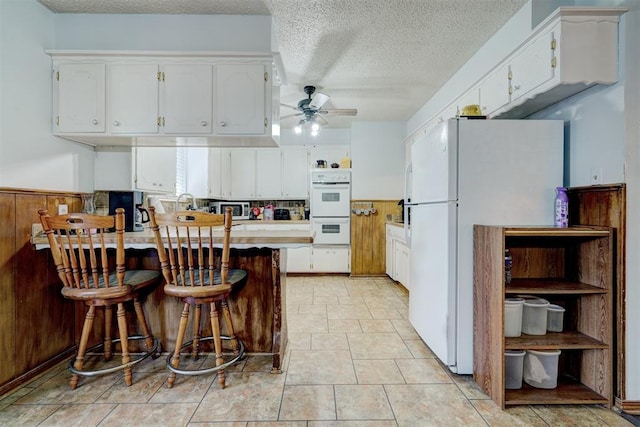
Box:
[554,187,569,227]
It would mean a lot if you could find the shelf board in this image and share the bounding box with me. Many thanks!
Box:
[505,331,608,349]
[505,380,609,406]
[506,278,608,294]
[503,226,610,237]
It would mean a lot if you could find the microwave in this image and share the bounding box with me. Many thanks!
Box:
[212,201,251,220]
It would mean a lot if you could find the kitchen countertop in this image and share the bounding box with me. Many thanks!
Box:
[32,227,313,250]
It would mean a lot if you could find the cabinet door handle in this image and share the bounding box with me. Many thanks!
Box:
[113,120,121,126]
[92,119,99,125]
[201,121,207,126]
[219,121,227,127]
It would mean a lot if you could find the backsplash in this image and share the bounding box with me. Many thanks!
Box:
[94,191,309,216]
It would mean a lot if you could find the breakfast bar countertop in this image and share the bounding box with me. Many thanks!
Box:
[31,227,314,250]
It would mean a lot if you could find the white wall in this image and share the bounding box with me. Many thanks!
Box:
[350,122,405,200]
[53,14,272,51]
[0,0,95,192]
[279,128,351,146]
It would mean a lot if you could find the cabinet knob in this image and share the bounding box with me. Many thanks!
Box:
[513,85,521,91]
[201,121,207,126]
[92,119,99,125]
[219,121,227,127]
[113,120,121,126]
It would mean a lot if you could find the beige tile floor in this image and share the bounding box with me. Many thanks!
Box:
[0,275,634,426]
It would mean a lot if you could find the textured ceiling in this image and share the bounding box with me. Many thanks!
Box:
[38,0,528,128]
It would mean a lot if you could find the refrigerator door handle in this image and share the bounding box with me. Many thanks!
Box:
[404,161,412,245]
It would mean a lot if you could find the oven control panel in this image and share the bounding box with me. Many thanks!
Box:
[311,170,351,184]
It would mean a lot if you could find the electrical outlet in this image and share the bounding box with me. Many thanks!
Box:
[590,168,603,185]
[58,204,68,215]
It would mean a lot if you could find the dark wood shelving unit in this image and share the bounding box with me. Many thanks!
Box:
[473,225,613,409]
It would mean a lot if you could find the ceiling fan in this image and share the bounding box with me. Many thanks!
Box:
[281,85,358,133]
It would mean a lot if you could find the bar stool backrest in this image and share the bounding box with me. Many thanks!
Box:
[148,208,232,289]
[38,208,126,291]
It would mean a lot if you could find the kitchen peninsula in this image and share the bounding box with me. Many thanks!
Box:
[31,226,313,374]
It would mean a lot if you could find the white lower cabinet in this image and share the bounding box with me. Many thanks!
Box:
[286,246,312,273]
[386,224,410,289]
[394,241,410,291]
[311,246,350,273]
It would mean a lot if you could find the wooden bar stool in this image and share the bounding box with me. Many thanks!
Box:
[149,206,247,388]
[38,208,161,389]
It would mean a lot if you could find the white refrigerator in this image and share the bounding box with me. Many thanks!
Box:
[405,118,563,374]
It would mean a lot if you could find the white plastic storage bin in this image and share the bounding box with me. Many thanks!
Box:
[521,298,550,335]
[504,350,525,389]
[547,304,566,332]
[523,349,561,389]
[504,298,524,337]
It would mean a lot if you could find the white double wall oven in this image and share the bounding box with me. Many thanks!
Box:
[310,170,351,245]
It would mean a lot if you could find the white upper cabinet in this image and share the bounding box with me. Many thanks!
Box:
[224,148,257,199]
[56,63,106,133]
[478,63,510,117]
[215,64,266,135]
[507,22,557,105]
[134,146,176,193]
[108,64,159,134]
[256,148,282,198]
[495,7,625,118]
[47,52,281,145]
[208,148,224,198]
[161,64,213,134]
[281,147,309,198]
[412,7,625,135]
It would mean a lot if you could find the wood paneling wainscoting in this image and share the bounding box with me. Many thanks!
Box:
[350,200,402,276]
[1,188,293,395]
[0,188,83,396]
[566,184,634,412]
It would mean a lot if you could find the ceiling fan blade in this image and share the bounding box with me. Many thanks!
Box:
[280,103,299,110]
[319,108,358,116]
[309,92,330,110]
[280,113,303,120]
[315,115,329,126]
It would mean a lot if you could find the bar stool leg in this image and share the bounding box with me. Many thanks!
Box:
[72,305,96,389]
[104,305,113,361]
[192,304,202,359]
[210,301,225,389]
[116,302,132,386]
[220,299,240,355]
[133,298,154,351]
[168,302,190,388]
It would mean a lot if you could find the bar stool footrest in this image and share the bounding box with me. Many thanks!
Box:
[68,335,160,377]
[166,336,245,376]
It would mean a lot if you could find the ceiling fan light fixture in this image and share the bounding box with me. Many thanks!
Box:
[311,122,321,132]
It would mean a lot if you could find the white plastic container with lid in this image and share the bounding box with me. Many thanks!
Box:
[547,304,566,332]
[521,298,550,335]
[523,349,561,389]
[504,297,524,337]
[504,350,526,389]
